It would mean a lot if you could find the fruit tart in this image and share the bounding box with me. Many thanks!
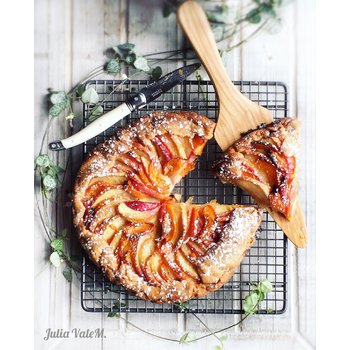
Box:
[214,118,300,220]
[73,111,262,303]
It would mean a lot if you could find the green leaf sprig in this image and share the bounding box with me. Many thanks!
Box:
[243,279,273,315]
[48,230,79,281]
[49,91,69,117]
[244,0,280,24]
[35,154,63,195]
[106,43,162,80]
[107,300,127,318]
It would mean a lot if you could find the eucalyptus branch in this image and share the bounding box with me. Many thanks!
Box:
[68,65,105,95]
[35,191,54,243]
[190,312,224,347]
[187,313,251,343]
[39,117,54,155]
[226,19,270,52]
[108,281,272,346]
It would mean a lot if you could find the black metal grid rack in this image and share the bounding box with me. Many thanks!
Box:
[81,79,288,314]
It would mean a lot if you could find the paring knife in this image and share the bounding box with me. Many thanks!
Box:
[49,63,200,151]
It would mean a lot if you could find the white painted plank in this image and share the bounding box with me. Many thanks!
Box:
[34,1,74,350]
[294,0,316,346]
[71,0,106,83]
[240,1,296,83]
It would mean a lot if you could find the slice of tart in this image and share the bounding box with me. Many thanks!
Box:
[214,118,300,220]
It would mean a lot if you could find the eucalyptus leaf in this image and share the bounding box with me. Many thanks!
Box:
[42,174,57,190]
[62,268,72,282]
[35,154,51,168]
[134,56,150,72]
[49,102,66,117]
[112,46,123,57]
[162,1,176,18]
[212,25,224,42]
[125,52,136,65]
[206,5,232,25]
[260,4,276,17]
[81,87,99,104]
[243,292,259,314]
[88,105,104,122]
[112,300,127,308]
[50,237,64,252]
[151,66,162,80]
[179,332,191,344]
[106,58,121,74]
[50,91,67,105]
[258,279,273,293]
[175,301,189,310]
[50,251,61,267]
[117,43,135,52]
[246,8,262,24]
[46,165,62,178]
[76,84,85,97]
[162,3,172,18]
[254,289,265,301]
[213,345,222,350]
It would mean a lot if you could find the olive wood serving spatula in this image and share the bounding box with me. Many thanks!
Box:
[177,0,307,248]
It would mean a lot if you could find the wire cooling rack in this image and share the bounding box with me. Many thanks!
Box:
[80,79,288,314]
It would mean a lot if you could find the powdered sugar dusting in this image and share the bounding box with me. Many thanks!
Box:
[198,208,261,283]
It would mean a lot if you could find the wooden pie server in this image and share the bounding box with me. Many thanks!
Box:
[177,0,308,248]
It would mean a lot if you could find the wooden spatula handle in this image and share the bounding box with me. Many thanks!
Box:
[177,0,238,99]
[177,0,272,151]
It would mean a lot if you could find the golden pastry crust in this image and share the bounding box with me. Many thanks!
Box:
[73,111,262,303]
[214,118,300,220]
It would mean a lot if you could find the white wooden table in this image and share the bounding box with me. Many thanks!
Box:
[34,0,315,349]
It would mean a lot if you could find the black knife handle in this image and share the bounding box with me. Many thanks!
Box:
[49,141,66,151]
[125,92,147,110]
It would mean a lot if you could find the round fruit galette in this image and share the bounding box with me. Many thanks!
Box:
[73,111,262,303]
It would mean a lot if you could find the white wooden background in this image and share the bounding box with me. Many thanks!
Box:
[34,0,315,349]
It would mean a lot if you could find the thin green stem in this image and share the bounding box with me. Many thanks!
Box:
[39,117,54,155]
[143,48,190,58]
[68,66,105,95]
[190,312,223,346]
[188,314,250,343]
[226,19,270,52]
[35,190,53,243]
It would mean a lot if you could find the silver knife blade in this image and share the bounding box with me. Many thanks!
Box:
[129,62,201,108]
[49,63,200,151]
